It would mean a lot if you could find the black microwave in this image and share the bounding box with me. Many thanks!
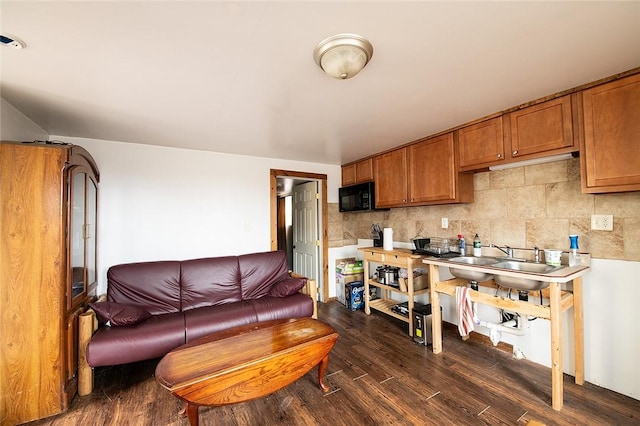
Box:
[339,182,379,212]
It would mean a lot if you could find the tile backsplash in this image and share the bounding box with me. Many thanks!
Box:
[329,158,640,262]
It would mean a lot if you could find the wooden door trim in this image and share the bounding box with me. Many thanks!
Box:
[270,169,328,303]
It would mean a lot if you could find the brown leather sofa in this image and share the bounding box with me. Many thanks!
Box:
[78,250,317,395]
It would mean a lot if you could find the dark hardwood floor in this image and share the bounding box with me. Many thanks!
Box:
[27,301,639,426]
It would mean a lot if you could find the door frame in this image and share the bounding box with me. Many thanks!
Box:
[270,169,328,303]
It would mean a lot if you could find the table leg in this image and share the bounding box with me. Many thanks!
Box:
[364,258,371,315]
[318,354,330,392]
[549,281,563,411]
[179,402,200,426]
[428,264,443,354]
[186,403,199,426]
[573,276,585,385]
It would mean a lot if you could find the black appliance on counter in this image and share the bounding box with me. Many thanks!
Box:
[339,182,386,212]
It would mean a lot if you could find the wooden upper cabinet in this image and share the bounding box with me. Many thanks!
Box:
[341,158,373,186]
[373,148,408,208]
[372,134,474,208]
[506,94,576,160]
[456,116,505,171]
[580,73,640,193]
[409,133,473,204]
[341,163,356,186]
[355,158,374,182]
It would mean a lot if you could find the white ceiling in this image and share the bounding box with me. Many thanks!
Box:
[1,1,639,165]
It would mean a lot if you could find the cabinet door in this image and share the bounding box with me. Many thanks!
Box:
[68,166,98,307]
[581,73,640,193]
[65,308,82,383]
[69,169,86,309]
[457,116,505,171]
[409,134,457,203]
[355,158,374,183]
[342,159,374,186]
[341,164,356,186]
[508,95,575,159]
[86,177,98,297]
[373,148,408,207]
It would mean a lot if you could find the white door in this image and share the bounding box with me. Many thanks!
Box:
[292,181,318,281]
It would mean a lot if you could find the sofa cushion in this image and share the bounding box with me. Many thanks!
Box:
[180,256,242,311]
[183,301,258,342]
[107,261,182,315]
[268,277,306,297]
[86,312,185,367]
[246,293,314,322]
[90,301,152,326]
[238,251,289,300]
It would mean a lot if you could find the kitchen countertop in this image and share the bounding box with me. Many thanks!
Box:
[422,256,590,283]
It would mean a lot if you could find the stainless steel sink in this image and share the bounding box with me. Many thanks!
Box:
[492,261,560,291]
[448,256,498,282]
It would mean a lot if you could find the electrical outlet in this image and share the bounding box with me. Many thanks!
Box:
[441,218,448,229]
[591,214,613,231]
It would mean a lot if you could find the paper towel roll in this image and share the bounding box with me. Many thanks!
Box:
[383,228,393,251]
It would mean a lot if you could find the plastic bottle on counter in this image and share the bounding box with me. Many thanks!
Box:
[458,234,466,255]
[473,234,482,256]
[569,234,581,266]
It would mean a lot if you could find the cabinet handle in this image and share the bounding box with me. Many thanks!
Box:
[497,153,502,158]
[513,150,518,156]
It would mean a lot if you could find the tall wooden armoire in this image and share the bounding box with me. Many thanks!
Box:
[0,141,100,425]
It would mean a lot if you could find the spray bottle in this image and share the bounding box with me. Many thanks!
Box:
[569,235,581,266]
[458,234,466,255]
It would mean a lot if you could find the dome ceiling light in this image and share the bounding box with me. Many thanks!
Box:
[313,33,373,80]
[0,34,26,49]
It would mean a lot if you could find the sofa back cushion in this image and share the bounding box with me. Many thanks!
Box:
[107,261,181,315]
[180,256,242,311]
[238,251,289,300]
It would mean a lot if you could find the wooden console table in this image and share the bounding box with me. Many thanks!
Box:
[423,258,589,411]
[360,247,429,337]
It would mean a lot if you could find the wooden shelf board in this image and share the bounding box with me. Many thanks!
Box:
[369,298,410,323]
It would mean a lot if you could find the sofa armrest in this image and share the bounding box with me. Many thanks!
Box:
[290,272,318,319]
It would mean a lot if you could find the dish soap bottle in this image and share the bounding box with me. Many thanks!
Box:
[473,234,482,256]
[569,234,581,266]
[458,234,466,255]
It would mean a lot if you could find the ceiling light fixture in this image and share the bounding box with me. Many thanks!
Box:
[313,33,373,80]
[0,34,26,49]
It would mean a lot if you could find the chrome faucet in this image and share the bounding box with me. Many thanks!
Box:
[489,243,514,258]
[533,246,540,263]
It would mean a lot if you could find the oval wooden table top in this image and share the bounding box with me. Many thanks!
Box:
[155,317,339,411]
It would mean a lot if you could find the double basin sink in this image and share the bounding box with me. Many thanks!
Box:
[446,256,563,291]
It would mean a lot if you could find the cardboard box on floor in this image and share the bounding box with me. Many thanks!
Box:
[336,258,364,275]
[344,281,364,311]
[336,258,364,306]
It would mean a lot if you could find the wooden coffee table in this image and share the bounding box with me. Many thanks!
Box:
[155,317,339,426]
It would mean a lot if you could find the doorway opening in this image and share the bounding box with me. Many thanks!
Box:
[270,169,328,303]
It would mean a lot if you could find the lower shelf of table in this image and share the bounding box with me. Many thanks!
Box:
[367,298,411,323]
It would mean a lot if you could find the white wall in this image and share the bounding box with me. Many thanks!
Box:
[1,98,48,141]
[56,136,341,295]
